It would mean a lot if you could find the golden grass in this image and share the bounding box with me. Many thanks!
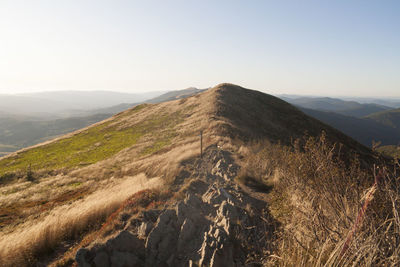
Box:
[238,134,400,266]
[0,88,221,266]
[0,174,162,267]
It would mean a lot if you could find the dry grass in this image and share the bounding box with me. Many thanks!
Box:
[51,187,173,267]
[0,174,162,267]
[238,133,400,266]
[0,88,223,266]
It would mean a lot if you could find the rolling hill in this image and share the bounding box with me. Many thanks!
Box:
[367,108,400,130]
[0,84,389,266]
[300,107,400,146]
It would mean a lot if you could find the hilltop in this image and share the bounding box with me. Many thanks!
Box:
[0,84,395,267]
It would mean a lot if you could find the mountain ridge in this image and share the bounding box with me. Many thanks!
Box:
[0,83,384,267]
[0,83,376,166]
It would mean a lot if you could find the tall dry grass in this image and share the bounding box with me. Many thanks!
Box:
[0,174,162,267]
[239,133,400,266]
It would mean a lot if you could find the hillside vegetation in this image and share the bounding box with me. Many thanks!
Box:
[239,135,399,266]
[0,83,397,266]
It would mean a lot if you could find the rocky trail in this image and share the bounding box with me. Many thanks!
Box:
[75,146,277,267]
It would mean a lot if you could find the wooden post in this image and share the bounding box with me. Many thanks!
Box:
[200,130,203,158]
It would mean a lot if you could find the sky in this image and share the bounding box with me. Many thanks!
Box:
[0,0,399,97]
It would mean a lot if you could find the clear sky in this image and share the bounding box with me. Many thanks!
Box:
[0,0,399,97]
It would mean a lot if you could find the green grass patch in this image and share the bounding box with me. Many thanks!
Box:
[69,182,82,187]
[0,106,191,178]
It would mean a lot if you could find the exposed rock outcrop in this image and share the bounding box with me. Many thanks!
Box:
[76,148,274,266]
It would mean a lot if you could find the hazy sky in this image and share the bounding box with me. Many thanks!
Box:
[0,0,399,96]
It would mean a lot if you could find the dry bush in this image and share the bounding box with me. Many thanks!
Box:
[0,174,162,267]
[240,134,400,266]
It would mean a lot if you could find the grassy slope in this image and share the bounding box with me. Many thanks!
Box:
[0,103,188,177]
[0,85,209,266]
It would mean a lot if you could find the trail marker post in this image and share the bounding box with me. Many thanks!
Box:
[200,130,203,158]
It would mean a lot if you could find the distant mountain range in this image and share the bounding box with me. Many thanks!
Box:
[299,108,400,147]
[1,89,399,157]
[280,96,392,118]
[279,95,400,109]
[79,87,205,116]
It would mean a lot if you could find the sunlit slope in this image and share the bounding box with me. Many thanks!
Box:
[0,102,197,178]
[1,83,377,180]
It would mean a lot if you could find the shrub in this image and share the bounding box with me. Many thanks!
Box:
[26,164,34,182]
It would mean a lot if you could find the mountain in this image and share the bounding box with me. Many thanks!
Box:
[0,84,386,266]
[281,96,392,117]
[276,96,400,147]
[300,107,400,146]
[367,108,400,130]
[341,97,400,108]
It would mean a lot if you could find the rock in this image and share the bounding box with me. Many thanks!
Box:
[202,186,232,206]
[145,209,178,266]
[110,251,139,267]
[216,200,238,235]
[210,244,235,267]
[175,201,189,226]
[106,230,143,253]
[137,221,153,239]
[185,193,203,208]
[93,251,110,267]
[177,218,196,252]
[73,148,270,267]
[75,248,91,267]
